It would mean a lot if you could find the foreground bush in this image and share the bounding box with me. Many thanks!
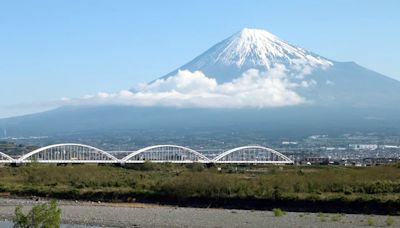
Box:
[13,200,61,228]
[272,208,285,217]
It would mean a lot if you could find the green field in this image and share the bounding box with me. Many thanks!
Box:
[1,163,400,214]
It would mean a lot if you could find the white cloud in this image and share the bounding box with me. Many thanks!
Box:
[300,80,317,88]
[140,70,218,93]
[62,65,312,108]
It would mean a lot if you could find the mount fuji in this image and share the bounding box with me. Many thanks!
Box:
[161,28,400,108]
[1,28,400,138]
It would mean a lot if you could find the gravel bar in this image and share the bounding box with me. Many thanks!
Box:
[1,197,399,227]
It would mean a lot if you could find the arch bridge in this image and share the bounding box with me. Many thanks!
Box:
[17,143,119,164]
[0,143,293,165]
[213,145,293,164]
[122,145,211,163]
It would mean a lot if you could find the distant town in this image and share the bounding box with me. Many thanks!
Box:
[2,131,400,167]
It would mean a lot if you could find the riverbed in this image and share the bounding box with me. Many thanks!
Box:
[0,197,398,227]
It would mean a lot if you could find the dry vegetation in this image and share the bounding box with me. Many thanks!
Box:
[1,163,400,213]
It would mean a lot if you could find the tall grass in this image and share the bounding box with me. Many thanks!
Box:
[1,163,400,213]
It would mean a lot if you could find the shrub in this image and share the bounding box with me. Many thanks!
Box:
[331,213,343,222]
[386,216,394,226]
[272,208,285,217]
[367,217,375,226]
[269,167,277,174]
[141,160,158,171]
[293,182,302,193]
[343,186,353,195]
[187,163,205,172]
[297,169,304,176]
[272,186,283,199]
[363,181,398,194]
[318,213,328,222]
[0,183,6,192]
[13,200,61,228]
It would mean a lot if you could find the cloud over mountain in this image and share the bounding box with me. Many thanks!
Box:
[64,64,312,108]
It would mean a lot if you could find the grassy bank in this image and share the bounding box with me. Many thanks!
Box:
[1,163,400,214]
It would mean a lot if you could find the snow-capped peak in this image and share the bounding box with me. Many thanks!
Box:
[216,27,332,69]
[164,27,333,82]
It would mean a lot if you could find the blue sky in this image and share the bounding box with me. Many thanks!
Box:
[0,0,399,117]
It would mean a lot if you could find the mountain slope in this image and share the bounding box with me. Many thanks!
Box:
[300,62,400,107]
[164,28,333,82]
[2,105,400,138]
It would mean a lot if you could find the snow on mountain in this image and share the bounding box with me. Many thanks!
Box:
[213,28,332,68]
[164,28,333,82]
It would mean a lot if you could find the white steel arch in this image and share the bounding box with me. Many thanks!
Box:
[0,151,14,163]
[122,145,210,163]
[212,145,293,164]
[18,143,119,164]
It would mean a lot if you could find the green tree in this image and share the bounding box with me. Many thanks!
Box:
[13,200,61,228]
